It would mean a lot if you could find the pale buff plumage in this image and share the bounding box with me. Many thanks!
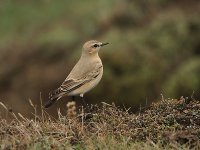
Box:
[44,40,109,108]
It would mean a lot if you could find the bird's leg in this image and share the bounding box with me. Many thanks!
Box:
[79,94,93,121]
[80,94,91,113]
[80,94,87,107]
[72,96,75,101]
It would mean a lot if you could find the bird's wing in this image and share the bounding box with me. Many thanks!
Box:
[45,64,102,108]
[60,65,103,93]
[45,78,88,108]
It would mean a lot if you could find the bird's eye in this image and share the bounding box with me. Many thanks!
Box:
[93,44,99,48]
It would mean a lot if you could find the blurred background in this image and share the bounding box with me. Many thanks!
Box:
[0,0,200,117]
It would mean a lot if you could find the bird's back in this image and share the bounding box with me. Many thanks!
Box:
[66,54,102,80]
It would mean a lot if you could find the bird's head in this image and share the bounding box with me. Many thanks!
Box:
[82,40,109,55]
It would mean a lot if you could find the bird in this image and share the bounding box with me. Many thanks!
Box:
[44,40,109,108]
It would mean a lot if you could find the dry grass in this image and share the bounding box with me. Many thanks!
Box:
[0,97,200,149]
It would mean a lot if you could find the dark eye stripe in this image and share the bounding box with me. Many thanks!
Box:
[93,44,99,48]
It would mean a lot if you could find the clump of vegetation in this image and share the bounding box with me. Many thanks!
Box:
[0,97,200,149]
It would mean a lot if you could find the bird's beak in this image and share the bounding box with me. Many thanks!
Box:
[101,42,109,46]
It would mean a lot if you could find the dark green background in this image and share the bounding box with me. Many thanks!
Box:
[0,0,199,117]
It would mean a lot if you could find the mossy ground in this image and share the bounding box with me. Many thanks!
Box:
[0,97,200,149]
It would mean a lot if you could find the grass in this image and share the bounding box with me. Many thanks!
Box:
[0,97,200,149]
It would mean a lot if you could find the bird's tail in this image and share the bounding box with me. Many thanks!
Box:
[44,88,64,108]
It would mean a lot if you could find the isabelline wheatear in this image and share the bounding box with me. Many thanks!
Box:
[44,40,109,108]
